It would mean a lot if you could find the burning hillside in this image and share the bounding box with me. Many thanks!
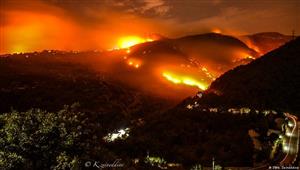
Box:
[1,32,289,100]
[100,33,261,99]
[239,32,294,55]
[1,0,293,100]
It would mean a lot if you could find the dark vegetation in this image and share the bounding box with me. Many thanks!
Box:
[0,105,120,170]
[120,108,268,167]
[0,52,172,129]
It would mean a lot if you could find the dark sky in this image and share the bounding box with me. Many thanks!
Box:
[1,0,299,53]
[2,0,300,35]
[44,0,300,34]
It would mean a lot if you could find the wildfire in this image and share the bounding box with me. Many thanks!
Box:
[117,36,153,49]
[246,55,255,60]
[202,67,216,80]
[211,28,222,34]
[239,38,263,56]
[126,58,142,69]
[162,72,208,90]
[247,44,262,56]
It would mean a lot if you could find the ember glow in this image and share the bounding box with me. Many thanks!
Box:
[211,28,222,34]
[162,71,208,90]
[126,58,142,69]
[201,67,216,81]
[239,38,263,56]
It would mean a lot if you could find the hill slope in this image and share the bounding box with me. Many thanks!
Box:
[0,54,173,130]
[199,37,299,112]
[243,32,293,54]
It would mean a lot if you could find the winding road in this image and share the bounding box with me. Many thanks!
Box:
[280,113,299,165]
[250,112,299,170]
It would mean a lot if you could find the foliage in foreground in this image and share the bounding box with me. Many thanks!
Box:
[0,104,112,170]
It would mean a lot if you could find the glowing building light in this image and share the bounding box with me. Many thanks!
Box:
[103,128,130,142]
[283,146,289,152]
[286,131,293,137]
[288,121,294,127]
[186,104,193,110]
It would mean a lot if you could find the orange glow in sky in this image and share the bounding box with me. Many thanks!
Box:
[0,11,82,54]
[0,10,157,54]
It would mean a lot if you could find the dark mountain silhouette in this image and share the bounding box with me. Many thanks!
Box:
[197,37,300,113]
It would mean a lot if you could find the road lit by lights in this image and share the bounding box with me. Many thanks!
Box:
[283,146,289,152]
[280,113,299,165]
[288,121,294,127]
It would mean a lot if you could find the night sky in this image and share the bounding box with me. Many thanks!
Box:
[1,0,299,53]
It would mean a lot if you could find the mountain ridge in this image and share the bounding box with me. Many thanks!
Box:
[196,37,299,113]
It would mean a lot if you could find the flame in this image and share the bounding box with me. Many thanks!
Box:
[239,38,263,56]
[117,36,152,49]
[211,28,222,34]
[201,66,216,80]
[247,44,262,55]
[162,71,208,90]
[246,55,255,60]
[126,58,142,69]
